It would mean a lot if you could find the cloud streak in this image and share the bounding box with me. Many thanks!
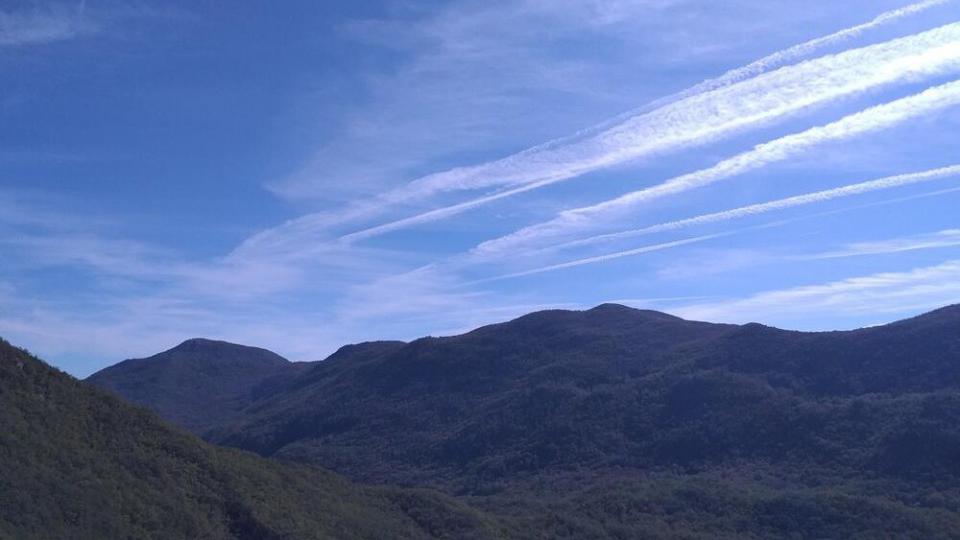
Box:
[474,232,732,283]
[338,21,960,244]
[542,165,960,253]
[242,19,960,254]
[673,258,960,324]
[471,182,960,282]
[0,2,96,46]
[399,18,960,198]
[475,79,960,258]
[636,0,953,114]
[801,228,960,259]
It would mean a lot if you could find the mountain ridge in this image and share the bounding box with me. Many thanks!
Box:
[193,304,959,485]
[68,304,960,537]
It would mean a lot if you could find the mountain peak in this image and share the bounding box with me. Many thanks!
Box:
[87,339,304,432]
[175,337,222,347]
[165,337,283,358]
[168,337,219,353]
[588,302,634,312]
[586,303,685,321]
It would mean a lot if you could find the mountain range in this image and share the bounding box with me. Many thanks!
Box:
[81,303,960,538]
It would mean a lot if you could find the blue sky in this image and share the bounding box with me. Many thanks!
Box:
[2,0,960,376]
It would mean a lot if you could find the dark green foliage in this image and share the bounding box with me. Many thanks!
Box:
[476,471,960,539]
[0,339,502,539]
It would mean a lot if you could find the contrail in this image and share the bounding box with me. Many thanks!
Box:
[339,177,564,244]
[476,185,960,282]
[631,0,953,116]
[799,229,960,260]
[474,79,960,258]
[477,0,953,161]
[396,1,956,200]
[543,165,960,254]
[241,16,960,256]
[473,233,732,283]
[337,22,960,245]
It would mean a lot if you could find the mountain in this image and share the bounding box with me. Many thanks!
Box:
[207,304,960,487]
[87,338,312,433]
[0,338,501,539]
[93,304,960,538]
[209,305,737,486]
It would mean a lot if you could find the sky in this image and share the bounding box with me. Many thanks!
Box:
[2,0,960,376]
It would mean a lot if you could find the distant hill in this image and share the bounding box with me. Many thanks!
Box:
[0,338,500,539]
[90,304,960,538]
[87,338,312,433]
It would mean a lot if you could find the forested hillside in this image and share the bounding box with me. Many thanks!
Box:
[0,339,500,540]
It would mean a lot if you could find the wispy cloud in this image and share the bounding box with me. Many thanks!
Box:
[0,194,530,373]
[474,79,960,258]
[0,2,97,46]
[329,262,585,341]
[0,287,347,376]
[266,0,719,202]
[243,19,960,255]
[673,258,960,325]
[0,225,410,303]
[653,249,775,281]
[801,229,960,259]
[542,165,960,253]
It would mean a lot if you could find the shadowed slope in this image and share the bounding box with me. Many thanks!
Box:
[85,304,960,538]
[206,304,960,492]
[0,338,500,540]
[87,338,312,433]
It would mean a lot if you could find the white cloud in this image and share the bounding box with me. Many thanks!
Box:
[801,229,960,259]
[636,0,953,114]
[0,2,97,46]
[542,165,960,253]
[474,79,960,258]
[336,21,960,244]
[673,259,960,324]
[460,177,960,281]
[398,8,960,201]
[476,232,731,282]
